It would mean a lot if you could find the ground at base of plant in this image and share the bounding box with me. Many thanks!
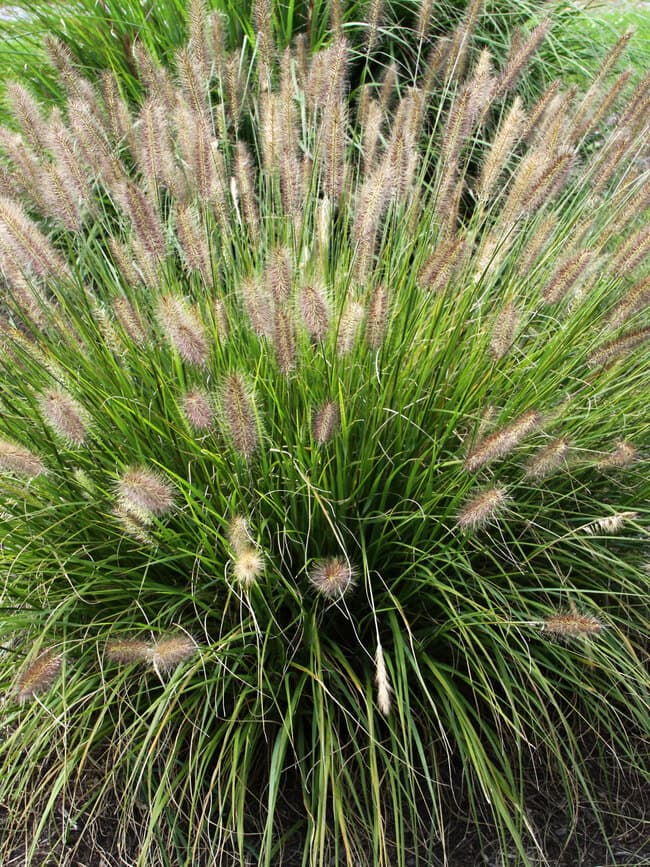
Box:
[5,760,649,867]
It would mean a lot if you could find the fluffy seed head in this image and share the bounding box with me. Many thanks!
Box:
[117,466,174,517]
[365,283,390,350]
[457,486,509,531]
[16,649,62,703]
[525,438,570,478]
[489,302,519,360]
[375,643,392,716]
[232,546,265,588]
[150,633,198,674]
[228,515,251,555]
[158,295,210,366]
[112,504,154,544]
[309,556,356,598]
[0,438,45,478]
[583,511,638,535]
[465,410,541,472]
[542,612,603,638]
[300,282,331,340]
[40,389,88,445]
[312,401,341,445]
[221,373,258,458]
[182,389,215,431]
[337,301,365,357]
[113,298,147,345]
[598,440,638,469]
[105,638,152,664]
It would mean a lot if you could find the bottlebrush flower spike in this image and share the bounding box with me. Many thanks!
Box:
[465,410,540,471]
[15,648,62,703]
[542,611,603,638]
[158,295,210,366]
[105,638,152,664]
[0,438,45,478]
[228,515,252,555]
[40,389,88,446]
[150,633,198,675]
[375,642,392,716]
[525,438,570,479]
[300,282,331,341]
[598,440,638,468]
[312,401,340,445]
[221,373,258,458]
[582,511,637,535]
[457,486,509,531]
[182,389,215,431]
[116,466,175,517]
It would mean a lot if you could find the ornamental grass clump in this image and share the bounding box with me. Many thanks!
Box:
[0,6,649,865]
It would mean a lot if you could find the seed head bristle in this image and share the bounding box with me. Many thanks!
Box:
[465,410,540,472]
[418,233,467,292]
[497,19,551,94]
[477,97,525,201]
[337,301,365,357]
[16,648,62,703]
[228,515,251,555]
[273,307,297,374]
[364,0,384,53]
[608,224,650,278]
[0,196,69,280]
[416,0,434,44]
[589,130,633,196]
[489,301,520,360]
[582,511,637,535]
[150,633,198,674]
[182,389,215,431]
[232,546,265,588]
[40,389,88,446]
[105,638,152,664]
[588,327,650,368]
[457,486,509,531]
[375,643,392,716]
[309,556,356,598]
[265,247,292,304]
[320,97,348,202]
[365,283,390,350]
[45,36,97,105]
[6,82,50,152]
[117,466,175,517]
[115,181,166,260]
[525,438,570,479]
[542,612,603,638]
[574,69,633,142]
[113,297,147,345]
[598,440,638,469]
[112,504,154,544]
[543,249,595,305]
[175,204,212,284]
[100,69,135,146]
[188,0,210,80]
[221,372,258,458]
[158,295,210,366]
[312,401,340,445]
[234,141,259,235]
[0,437,45,478]
[240,276,274,338]
[176,45,210,117]
[515,213,558,276]
[300,282,331,341]
[606,274,650,329]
